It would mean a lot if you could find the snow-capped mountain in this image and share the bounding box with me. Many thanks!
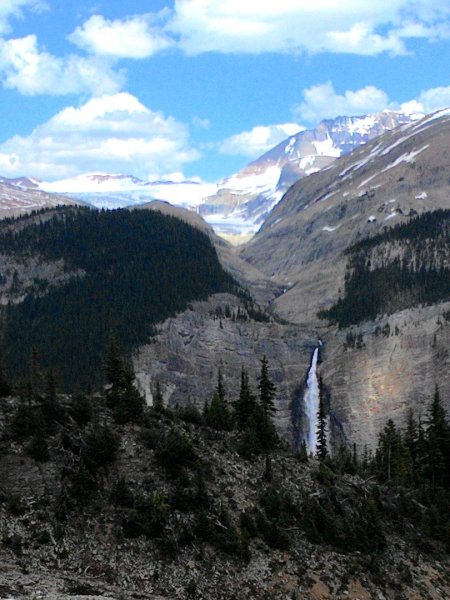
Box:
[200,110,417,241]
[0,176,80,217]
[40,173,217,211]
[29,110,418,242]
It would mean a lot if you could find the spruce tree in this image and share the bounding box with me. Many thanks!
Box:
[425,386,450,489]
[206,391,231,431]
[104,336,144,424]
[376,419,406,482]
[233,368,256,430]
[153,380,164,411]
[257,355,276,417]
[0,344,11,398]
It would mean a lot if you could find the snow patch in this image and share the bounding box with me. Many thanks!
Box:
[312,137,341,158]
[381,145,429,173]
[358,173,377,189]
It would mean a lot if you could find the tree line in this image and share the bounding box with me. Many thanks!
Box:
[0,207,238,391]
[320,209,450,327]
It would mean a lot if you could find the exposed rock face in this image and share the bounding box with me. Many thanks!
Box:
[133,294,316,438]
[0,178,80,218]
[322,302,450,450]
[239,110,450,448]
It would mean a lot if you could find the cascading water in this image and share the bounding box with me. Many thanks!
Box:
[303,343,321,454]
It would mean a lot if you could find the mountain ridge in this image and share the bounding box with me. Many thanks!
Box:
[4,109,416,243]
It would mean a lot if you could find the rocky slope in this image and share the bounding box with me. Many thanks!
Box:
[0,177,80,218]
[0,392,448,600]
[133,293,317,440]
[240,108,450,449]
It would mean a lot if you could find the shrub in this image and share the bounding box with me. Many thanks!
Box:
[155,428,197,477]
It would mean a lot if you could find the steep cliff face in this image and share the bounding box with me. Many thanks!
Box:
[133,293,317,438]
[239,110,450,448]
[322,302,450,450]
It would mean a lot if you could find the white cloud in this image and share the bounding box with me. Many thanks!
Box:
[0,35,123,95]
[0,0,45,35]
[294,82,390,123]
[166,0,450,56]
[294,80,450,125]
[220,123,304,158]
[0,93,199,179]
[69,14,172,59]
[411,85,450,113]
[192,116,210,129]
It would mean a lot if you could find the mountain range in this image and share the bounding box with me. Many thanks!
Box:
[0,109,416,243]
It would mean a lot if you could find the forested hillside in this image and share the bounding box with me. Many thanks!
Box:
[0,207,237,391]
[319,210,450,327]
[0,348,449,599]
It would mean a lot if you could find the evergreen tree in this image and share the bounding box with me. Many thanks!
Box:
[0,344,11,398]
[257,355,276,417]
[425,386,450,489]
[233,368,256,430]
[297,440,308,462]
[153,380,164,411]
[30,347,43,401]
[104,337,145,424]
[217,369,226,405]
[42,371,65,432]
[375,419,406,482]
[206,390,231,431]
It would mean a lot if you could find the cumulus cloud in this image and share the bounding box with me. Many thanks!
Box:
[0,93,199,179]
[166,0,450,56]
[69,14,172,59]
[411,85,450,113]
[220,123,304,158]
[294,82,391,124]
[0,0,45,35]
[0,35,123,95]
[293,80,450,126]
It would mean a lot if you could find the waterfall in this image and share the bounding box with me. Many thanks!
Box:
[303,344,321,454]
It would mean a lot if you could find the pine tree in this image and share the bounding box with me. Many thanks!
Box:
[104,336,144,424]
[425,386,450,489]
[0,344,11,398]
[206,391,231,431]
[104,335,129,389]
[233,368,256,430]
[30,347,43,401]
[153,380,164,411]
[298,440,308,462]
[376,419,406,482]
[316,378,328,460]
[217,369,226,405]
[257,355,276,417]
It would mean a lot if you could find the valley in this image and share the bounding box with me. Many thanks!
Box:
[0,108,449,599]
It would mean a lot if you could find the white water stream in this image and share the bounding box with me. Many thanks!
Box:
[303,345,321,454]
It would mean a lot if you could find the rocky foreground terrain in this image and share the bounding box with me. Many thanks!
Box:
[0,390,449,600]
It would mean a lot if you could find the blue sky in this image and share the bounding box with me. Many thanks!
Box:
[1,0,450,183]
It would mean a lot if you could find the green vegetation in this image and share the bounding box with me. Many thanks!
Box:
[0,315,448,573]
[319,209,450,327]
[0,207,237,390]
